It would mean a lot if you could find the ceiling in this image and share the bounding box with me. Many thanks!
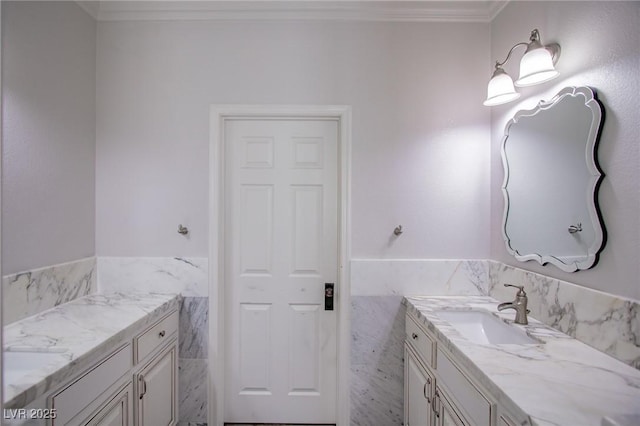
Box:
[76,1,509,23]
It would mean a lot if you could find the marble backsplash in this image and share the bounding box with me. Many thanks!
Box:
[97,256,208,297]
[2,257,97,324]
[488,261,640,369]
[350,259,489,296]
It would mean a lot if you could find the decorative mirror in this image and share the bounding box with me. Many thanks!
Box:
[501,86,605,272]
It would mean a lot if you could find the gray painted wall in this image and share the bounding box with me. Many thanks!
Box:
[95,20,491,259]
[489,1,640,301]
[2,1,96,274]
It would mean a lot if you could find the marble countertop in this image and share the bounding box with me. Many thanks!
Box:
[403,296,640,426]
[3,292,181,408]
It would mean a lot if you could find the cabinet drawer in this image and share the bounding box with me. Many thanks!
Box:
[406,314,435,367]
[436,348,492,426]
[134,311,178,363]
[51,344,132,425]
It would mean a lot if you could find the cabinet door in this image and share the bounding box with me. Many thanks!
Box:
[435,388,466,426]
[136,344,177,426]
[86,382,133,426]
[405,345,434,426]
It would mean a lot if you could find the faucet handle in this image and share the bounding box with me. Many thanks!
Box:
[504,283,527,296]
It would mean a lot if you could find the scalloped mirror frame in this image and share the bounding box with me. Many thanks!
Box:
[501,86,606,272]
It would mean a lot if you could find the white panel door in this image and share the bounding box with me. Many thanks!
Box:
[224,118,338,424]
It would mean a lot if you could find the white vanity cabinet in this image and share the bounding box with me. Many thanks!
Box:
[404,312,498,426]
[47,310,179,426]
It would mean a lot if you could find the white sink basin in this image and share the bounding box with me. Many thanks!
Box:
[3,348,68,385]
[436,310,537,345]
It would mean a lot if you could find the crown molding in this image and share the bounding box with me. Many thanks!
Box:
[487,0,509,21]
[78,1,510,23]
[76,1,100,20]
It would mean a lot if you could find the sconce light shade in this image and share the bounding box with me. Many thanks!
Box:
[483,67,521,106]
[515,45,559,86]
[483,29,560,106]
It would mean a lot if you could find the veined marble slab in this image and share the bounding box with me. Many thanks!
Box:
[179,358,208,423]
[3,257,97,325]
[350,296,404,425]
[98,257,208,297]
[3,292,181,408]
[404,296,640,426]
[180,297,208,359]
[488,261,640,369]
[351,259,488,296]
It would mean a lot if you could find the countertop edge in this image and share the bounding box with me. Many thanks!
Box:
[402,295,640,426]
[403,296,533,424]
[4,293,181,409]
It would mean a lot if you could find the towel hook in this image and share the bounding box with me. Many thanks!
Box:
[393,225,403,236]
[178,224,189,235]
[568,223,582,234]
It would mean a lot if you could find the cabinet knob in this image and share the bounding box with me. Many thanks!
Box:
[412,333,418,340]
[159,330,166,338]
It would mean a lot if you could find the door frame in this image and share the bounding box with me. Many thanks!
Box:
[208,105,352,426]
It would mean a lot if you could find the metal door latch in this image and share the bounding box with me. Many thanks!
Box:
[325,283,334,311]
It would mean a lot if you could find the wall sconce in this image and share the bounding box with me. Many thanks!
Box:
[483,29,561,106]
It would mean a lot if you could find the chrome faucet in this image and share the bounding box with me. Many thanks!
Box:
[497,284,530,325]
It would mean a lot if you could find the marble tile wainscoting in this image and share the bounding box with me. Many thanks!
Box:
[488,261,640,369]
[351,295,405,426]
[349,259,490,425]
[179,297,209,426]
[350,259,640,425]
[97,257,209,426]
[5,256,637,424]
[2,257,97,324]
